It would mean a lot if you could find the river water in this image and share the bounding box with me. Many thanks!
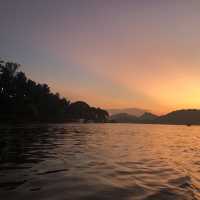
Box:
[0,123,200,200]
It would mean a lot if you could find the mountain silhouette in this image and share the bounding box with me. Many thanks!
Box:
[110,110,200,125]
[108,108,148,117]
[139,112,158,121]
[155,109,200,125]
[110,113,139,123]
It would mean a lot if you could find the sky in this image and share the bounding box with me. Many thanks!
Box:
[1,0,200,114]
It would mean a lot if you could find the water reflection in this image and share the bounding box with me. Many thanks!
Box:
[0,125,59,165]
[0,124,200,199]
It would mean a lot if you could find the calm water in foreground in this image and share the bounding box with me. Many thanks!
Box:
[0,124,200,200]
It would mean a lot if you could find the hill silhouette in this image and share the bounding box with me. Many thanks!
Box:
[1,60,200,125]
[108,108,148,116]
[109,112,158,123]
[110,110,200,125]
[110,113,139,123]
[0,60,109,123]
[155,109,200,125]
[139,112,158,121]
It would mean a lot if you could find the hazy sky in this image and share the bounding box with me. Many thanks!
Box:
[1,0,200,114]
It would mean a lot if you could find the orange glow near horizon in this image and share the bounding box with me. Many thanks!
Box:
[2,1,200,115]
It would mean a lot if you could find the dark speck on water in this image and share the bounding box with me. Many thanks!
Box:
[0,123,200,200]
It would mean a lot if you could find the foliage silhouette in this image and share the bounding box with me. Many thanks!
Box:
[0,60,109,123]
[66,101,109,122]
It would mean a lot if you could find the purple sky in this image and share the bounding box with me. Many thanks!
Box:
[1,0,200,114]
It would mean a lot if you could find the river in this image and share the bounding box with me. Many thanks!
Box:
[0,123,200,199]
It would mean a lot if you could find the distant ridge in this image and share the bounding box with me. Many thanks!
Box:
[109,109,200,125]
[110,113,139,123]
[108,108,148,117]
[155,109,200,125]
[139,112,158,121]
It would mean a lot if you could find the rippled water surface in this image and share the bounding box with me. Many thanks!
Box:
[1,123,200,200]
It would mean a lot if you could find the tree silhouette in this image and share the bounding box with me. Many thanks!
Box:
[0,60,109,123]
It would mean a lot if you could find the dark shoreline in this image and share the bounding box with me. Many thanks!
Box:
[0,121,197,126]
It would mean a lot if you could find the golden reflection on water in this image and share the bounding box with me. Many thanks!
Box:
[69,124,200,199]
[1,123,200,200]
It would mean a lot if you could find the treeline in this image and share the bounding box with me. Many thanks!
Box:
[0,60,109,123]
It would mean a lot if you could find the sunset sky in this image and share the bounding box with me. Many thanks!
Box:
[1,0,200,114]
